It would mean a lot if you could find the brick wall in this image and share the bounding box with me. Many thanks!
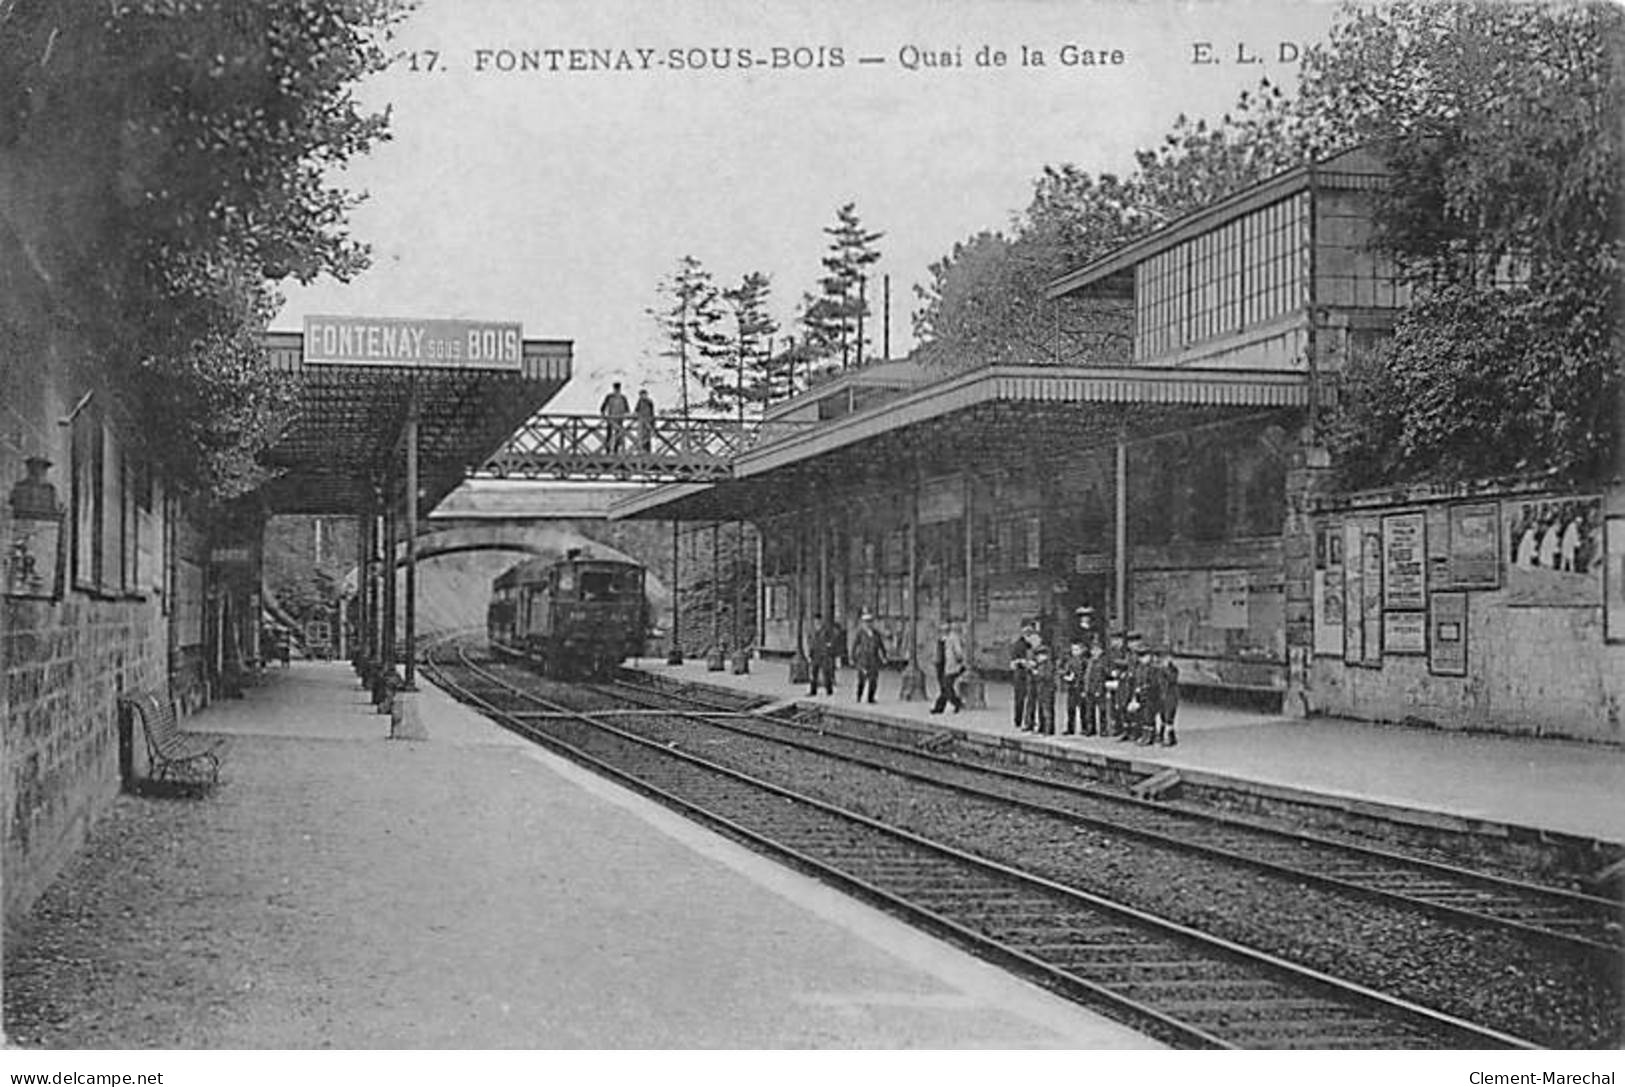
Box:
[3,596,167,923]
[2,290,189,927]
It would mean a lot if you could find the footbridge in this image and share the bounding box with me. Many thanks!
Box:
[475,413,805,482]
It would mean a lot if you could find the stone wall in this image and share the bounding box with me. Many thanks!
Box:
[1304,482,1624,744]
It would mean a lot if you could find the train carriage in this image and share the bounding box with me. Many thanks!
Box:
[487,551,647,677]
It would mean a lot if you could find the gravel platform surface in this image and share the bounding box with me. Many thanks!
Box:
[4,707,1150,1049]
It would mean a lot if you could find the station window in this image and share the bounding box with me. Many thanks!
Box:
[1134,193,1308,362]
[71,408,151,598]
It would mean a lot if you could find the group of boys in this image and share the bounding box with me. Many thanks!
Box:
[1008,608,1178,746]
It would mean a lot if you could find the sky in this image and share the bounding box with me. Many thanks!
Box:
[275,0,1343,412]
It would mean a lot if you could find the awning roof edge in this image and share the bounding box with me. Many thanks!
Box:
[740,364,1312,476]
[607,362,1316,521]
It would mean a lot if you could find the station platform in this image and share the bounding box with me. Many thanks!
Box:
[2,661,1153,1049]
[627,655,1625,852]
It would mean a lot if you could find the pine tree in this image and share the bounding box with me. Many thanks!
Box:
[801,203,883,372]
[648,255,730,417]
[711,271,780,420]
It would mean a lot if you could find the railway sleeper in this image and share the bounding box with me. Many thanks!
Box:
[1025,938,1171,956]
[1064,959,1267,982]
[1111,978,1298,1002]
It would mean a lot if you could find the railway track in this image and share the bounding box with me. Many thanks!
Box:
[422,637,1567,1049]
[601,673,1623,961]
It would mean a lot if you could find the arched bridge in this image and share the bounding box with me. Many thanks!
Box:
[358,483,681,639]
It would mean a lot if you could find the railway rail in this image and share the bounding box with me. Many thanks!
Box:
[600,674,1622,960]
[420,635,1598,1049]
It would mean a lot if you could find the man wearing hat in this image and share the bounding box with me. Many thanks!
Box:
[808,611,841,696]
[851,610,887,704]
[1009,619,1037,730]
[1072,605,1104,656]
[1104,628,1133,738]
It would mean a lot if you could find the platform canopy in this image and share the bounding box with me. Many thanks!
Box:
[609,363,1327,523]
[257,320,572,515]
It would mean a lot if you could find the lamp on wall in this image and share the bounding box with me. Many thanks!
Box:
[7,456,64,600]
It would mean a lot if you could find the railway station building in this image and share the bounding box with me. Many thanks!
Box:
[2,312,571,924]
[615,146,1624,744]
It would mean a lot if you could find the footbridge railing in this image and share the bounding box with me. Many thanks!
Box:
[478,414,808,482]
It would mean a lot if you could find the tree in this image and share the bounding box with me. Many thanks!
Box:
[0,0,408,498]
[710,271,779,420]
[1310,1,1623,486]
[913,82,1306,373]
[647,255,731,417]
[801,203,883,371]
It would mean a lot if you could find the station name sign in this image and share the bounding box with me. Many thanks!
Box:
[303,315,523,369]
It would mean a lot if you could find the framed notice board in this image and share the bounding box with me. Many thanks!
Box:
[1429,592,1468,676]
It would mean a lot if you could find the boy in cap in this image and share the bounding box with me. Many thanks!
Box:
[1030,644,1057,735]
[1060,639,1089,735]
[1156,646,1180,746]
[1127,640,1161,745]
[1081,640,1109,737]
[1105,628,1131,739]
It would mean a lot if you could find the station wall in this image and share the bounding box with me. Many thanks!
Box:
[3,334,151,923]
[1304,483,1624,743]
[2,320,215,926]
[753,414,1300,690]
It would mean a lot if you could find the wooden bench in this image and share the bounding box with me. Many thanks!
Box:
[118,690,224,787]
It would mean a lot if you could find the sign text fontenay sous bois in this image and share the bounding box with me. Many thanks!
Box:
[303,316,523,369]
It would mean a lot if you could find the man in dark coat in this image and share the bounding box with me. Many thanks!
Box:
[808,612,840,696]
[1030,646,1057,735]
[850,611,886,703]
[633,388,656,452]
[1128,643,1162,745]
[1009,619,1036,730]
[1060,640,1088,735]
[1105,628,1132,738]
[600,381,630,453]
[1072,606,1104,655]
[1157,646,1180,747]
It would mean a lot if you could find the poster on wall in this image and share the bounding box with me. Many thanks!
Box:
[1382,512,1426,610]
[1425,505,1451,590]
[1506,496,1603,606]
[1362,528,1384,666]
[1606,516,1625,643]
[1343,524,1363,666]
[1315,568,1345,657]
[1429,591,1468,676]
[1449,503,1500,589]
[1210,569,1250,630]
[1382,611,1427,655]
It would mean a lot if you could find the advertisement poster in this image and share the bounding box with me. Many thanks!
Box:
[1361,529,1384,666]
[1382,611,1426,655]
[1343,524,1363,666]
[1506,496,1603,606]
[1429,592,1469,676]
[1382,511,1425,610]
[1607,516,1625,643]
[1425,505,1451,590]
[1449,503,1500,589]
[1314,568,1345,657]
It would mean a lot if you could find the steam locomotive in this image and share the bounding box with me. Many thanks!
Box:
[487,551,649,678]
